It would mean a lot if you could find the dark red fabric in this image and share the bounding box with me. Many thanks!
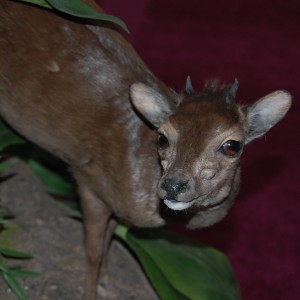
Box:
[98,1,300,299]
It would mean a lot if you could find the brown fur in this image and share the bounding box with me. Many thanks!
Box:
[0,1,291,299]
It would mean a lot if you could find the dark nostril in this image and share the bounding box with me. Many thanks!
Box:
[177,180,189,193]
[161,177,189,199]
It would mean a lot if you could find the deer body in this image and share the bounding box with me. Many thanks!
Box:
[0,1,167,228]
[0,1,291,299]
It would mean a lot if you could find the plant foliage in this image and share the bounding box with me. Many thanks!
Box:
[0,210,40,300]
[115,226,240,300]
[17,0,129,32]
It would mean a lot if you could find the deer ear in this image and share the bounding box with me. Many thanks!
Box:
[130,82,174,127]
[245,90,292,143]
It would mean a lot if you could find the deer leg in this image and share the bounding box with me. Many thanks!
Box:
[99,218,118,285]
[79,187,112,300]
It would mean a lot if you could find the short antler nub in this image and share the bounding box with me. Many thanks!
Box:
[185,76,195,95]
[226,78,239,104]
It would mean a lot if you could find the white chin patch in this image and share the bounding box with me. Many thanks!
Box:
[164,199,193,211]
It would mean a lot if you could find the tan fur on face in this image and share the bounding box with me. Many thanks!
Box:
[156,94,246,210]
[192,126,245,178]
[157,120,178,170]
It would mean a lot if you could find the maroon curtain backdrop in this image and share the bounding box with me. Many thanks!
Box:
[98,1,300,299]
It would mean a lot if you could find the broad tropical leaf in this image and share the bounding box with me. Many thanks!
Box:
[115,225,240,300]
[16,0,129,32]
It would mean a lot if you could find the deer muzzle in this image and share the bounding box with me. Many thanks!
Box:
[159,177,198,210]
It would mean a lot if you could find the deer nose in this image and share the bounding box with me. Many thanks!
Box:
[160,177,189,200]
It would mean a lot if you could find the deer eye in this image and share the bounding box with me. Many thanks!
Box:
[220,140,242,157]
[157,134,169,149]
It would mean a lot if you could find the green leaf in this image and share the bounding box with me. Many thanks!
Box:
[46,0,129,32]
[65,205,82,219]
[16,0,129,32]
[0,122,26,151]
[128,237,187,300]
[115,225,185,299]
[27,159,75,197]
[17,0,53,9]
[0,160,16,173]
[114,224,129,240]
[0,124,75,198]
[0,261,9,273]
[8,269,40,278]
[0,248,32,259]
[118,227,240,300]
[3,272,27,300]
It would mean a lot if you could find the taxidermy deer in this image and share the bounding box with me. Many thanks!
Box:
[0,1,291,299]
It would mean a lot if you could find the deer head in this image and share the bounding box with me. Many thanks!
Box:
[130,79,291,226]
